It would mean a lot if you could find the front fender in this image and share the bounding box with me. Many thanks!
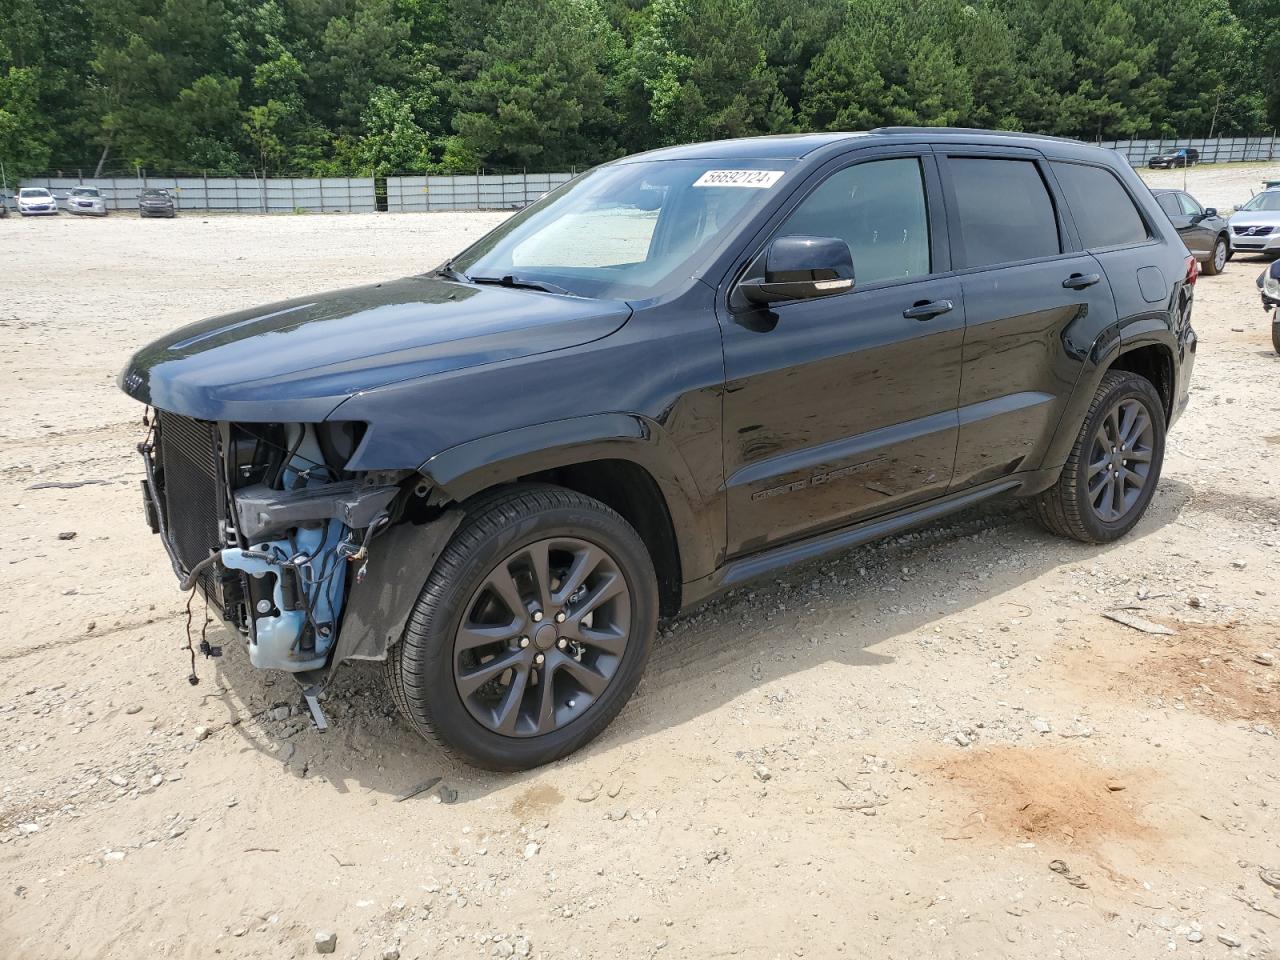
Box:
[420,413,719,582]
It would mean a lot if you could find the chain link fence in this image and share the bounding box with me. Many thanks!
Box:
[1100,135,1278,165]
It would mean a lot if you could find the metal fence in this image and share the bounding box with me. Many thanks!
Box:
[12,171,576,214]
[12,138,1278,213]
[14,175,378,213]
[1103,135,1279,165]
[386,173,575,211]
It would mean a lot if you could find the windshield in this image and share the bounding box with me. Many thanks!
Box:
[450,159,795,299]
[71,188,99,197]
[20,188,51,198]
[1241,191,1280,212]
[142,190,168,198]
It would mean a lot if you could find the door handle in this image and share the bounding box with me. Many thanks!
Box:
[1063,273,1101,290]
[902,298,954,321]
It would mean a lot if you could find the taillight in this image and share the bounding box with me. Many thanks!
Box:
[1184,254,1199,286]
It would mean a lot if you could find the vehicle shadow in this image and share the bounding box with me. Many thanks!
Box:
[206,477,1196,802]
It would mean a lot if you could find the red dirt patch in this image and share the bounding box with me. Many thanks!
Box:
[930,746,1154,850]
[1133,623,1278,727]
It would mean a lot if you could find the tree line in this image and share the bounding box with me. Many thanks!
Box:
[1,0,1277,179]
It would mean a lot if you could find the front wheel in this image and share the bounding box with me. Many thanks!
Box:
[1031,370,1166,544]
[1203,236,1228,276]
[1272,320,1280,356]
[384,484,658,771]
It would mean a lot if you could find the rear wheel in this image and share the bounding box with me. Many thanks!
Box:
[1203,235,1228,276]
[1031,370,1166,544]
[384,484,657,771]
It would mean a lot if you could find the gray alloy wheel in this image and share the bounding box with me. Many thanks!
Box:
[1030,369,1166,544]
[1086,397,1155,523]
[384,484,657,771]
[453,536,632,738]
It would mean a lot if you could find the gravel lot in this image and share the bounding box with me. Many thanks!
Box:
[1,163,1278,960]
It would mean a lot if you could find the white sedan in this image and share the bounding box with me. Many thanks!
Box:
[17,187,59,216]
[1228,188,1280,258]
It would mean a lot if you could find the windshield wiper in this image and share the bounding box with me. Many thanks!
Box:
[469,274,574,296]
[435,263,471,283]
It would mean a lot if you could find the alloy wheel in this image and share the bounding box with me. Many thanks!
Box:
[453,537,631,737]
[1088,397,1155,523]
[1214,240,1227,273]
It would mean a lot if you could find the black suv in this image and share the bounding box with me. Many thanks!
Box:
[1148,147,1199,168]
[120,128,1196,770]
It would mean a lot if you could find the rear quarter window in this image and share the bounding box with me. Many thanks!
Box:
[1051,161,1150,248]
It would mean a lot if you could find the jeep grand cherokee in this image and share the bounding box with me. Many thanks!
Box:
[120,128,1196,770]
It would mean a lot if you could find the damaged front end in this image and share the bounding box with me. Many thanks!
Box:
[138,411,408,674]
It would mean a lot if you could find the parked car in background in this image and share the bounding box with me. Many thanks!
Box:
[1153,189,1230,275]
[1228,188,1280,258]
[17,187,58,216]
[138,188,176,218]
[1148,148,1199,168]
[1259,260,1280,354]
[120,128,1197,771]
[65,186,108,217]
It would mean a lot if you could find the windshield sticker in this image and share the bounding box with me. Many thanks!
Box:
[693,169,785,189]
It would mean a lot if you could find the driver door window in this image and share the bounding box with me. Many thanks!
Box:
[775,158,931,285]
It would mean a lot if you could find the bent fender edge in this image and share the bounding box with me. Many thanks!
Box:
[418,413,720,583]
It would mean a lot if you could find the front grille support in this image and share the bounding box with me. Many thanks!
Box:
[154,412,232,612]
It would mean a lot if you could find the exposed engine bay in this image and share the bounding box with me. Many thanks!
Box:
[137,411,409,676]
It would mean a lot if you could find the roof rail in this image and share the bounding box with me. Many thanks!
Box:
[870,126,1078,144]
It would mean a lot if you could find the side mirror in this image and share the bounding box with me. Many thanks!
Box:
[1203,207,1218,218]
[740,236,854,305]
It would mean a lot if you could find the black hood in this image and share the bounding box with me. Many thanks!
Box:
[119,275,631,422]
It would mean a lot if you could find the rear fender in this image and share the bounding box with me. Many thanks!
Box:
[1037,318,1176,473]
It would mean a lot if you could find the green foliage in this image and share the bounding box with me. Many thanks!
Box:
[449,0,622,168]
[0,0,1275,176]
[0,66,51,176]
[623,0,791,146]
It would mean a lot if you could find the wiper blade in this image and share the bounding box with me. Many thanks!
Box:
[469,274,573,296]
[435,263,471,283]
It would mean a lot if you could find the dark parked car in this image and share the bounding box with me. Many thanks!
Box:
[1153,188,1230,275]
[138,188,176,217]
[1148,147,1199,168]
[120,128,1197,770]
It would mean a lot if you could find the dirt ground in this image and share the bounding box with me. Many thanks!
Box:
[2,163,1279,960]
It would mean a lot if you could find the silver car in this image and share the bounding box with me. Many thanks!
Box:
[1228,188,1280,258]
[17,187,58,216]
[64,186,108,217]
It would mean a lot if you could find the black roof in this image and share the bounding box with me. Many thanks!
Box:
[620,127,1115,164]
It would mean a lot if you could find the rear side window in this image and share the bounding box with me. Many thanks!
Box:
[1051,161,1150,248]
[776,157,931,285]
[947,158,1060,268]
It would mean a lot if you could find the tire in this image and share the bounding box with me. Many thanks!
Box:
[384,484,658,771]
[1272,322,1280,356]
[1203,235,1228,276]
[1031,369,1166,544]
